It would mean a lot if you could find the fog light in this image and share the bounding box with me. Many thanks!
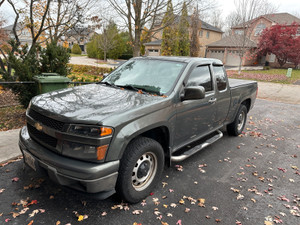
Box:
[97,145,108,160]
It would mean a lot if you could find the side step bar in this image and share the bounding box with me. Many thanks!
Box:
[171,130,223,162]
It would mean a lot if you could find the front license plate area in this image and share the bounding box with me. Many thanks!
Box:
[24,151,36,171]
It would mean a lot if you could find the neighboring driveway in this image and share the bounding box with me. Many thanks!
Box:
[0,99,299,224]
[69,56,119,68]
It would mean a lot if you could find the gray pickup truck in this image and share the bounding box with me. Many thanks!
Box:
[19,56,257,203]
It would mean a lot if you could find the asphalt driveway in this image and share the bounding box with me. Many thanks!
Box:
[0,99,299,225]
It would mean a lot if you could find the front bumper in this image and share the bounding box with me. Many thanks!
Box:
[19,126,119,195]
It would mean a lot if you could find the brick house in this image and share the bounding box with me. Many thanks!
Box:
[2,23,32,47]
[144,19,223,57]
[64,26,97,54]
[206,13,300,67]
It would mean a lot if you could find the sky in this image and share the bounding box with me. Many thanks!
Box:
[218,0,300,19]
[1,0,300,27]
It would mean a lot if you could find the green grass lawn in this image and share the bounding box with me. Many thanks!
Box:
[227,69,300,84]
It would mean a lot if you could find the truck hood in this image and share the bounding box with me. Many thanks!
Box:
[31,84,164,124]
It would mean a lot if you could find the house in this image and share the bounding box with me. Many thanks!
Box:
[144,18,223,57]
[2,23,32,47]
[64,26,97,54]
[206,13,300,67]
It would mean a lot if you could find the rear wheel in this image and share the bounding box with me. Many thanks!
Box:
[116,137,164,203]
[227,104,247,136]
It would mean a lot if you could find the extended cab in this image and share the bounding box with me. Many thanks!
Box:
[19,57,257,203]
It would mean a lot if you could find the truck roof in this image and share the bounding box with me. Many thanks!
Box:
[135,56,223,65]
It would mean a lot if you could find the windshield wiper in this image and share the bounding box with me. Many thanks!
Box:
[98,81,118,88]
[117,85,148,94]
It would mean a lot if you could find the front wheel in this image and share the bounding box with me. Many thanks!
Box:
[116,137,164,203]
[227,104,247,136]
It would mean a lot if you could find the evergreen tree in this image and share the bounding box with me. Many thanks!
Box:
[190,6,200,57]
[161,0,176,56]
[176,1,190,56]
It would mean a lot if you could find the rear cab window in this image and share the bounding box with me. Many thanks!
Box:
[213,66,227,91]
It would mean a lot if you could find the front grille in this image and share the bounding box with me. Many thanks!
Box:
[27,123,58,148]
[28,109,65,131]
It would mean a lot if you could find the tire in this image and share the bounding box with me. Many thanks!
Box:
[116,137,164,203]
[227,104,247,136]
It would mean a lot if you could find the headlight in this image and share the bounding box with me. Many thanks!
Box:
[68,125,113,137]
[62,141,108,161]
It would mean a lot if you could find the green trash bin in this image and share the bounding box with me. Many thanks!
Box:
[34,73,71,94]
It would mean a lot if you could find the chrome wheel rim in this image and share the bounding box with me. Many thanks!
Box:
[132,152,157,191]
[237,111,246,131]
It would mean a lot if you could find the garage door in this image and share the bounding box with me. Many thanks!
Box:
[148,49,160,56]
[226,50,241,66]
[210,50,224,61]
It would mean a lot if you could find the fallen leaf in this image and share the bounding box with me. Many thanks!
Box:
[176,220,182,225]
[101,211,107,216]
[251,198,256,203]
[163,204,168,208]
[206,215,211,219]
[216,219,221,222]
[162,182,168,188]
[264,221,273,225]
[56,221,61,225]
[78,215,84,221]
[29,209,39,217]
[179,199,185,205]
[237,194,244,200]
[170,203,177,208]
[167,213,173,217]
[175,165,183,171]
[11,212,20,218]
[0,189,5,193]
[185,208,190,213]
[141,200,147,206]
[169,189,174,193]
[161,222,169,225]
[132,210,143,215]
[27,220,33,225]
[12,177,19,182]
[212,206,218,211]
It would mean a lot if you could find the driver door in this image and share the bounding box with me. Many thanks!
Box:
[174,64,217,149]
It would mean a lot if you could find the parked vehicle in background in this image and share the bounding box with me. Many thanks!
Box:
[19,56,257,203]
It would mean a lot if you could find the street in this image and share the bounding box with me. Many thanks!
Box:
[0,99,299,225]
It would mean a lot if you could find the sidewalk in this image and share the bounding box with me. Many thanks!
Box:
[257,82,300,104]
[0,128,21,163]
[0,81,299,163]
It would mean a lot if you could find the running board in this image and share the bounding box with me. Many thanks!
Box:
[171,130,223,162]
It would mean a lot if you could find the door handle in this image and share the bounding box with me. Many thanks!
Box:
[208,98,217,104]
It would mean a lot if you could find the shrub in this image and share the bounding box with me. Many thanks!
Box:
[40,42,70,76]
[71,44,82,55]
[68,64,112,75]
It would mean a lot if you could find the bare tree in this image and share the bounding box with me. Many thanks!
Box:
[46,0,95,43]
[106,0,190,57]
[209,9,225,30]
[0,0,5,7]
[231,0,278,73]
[97,21,119,61]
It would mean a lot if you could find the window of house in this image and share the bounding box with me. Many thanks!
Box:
[206,31,210,39]
[254,23,266,36]
[297,27,300,36]
[234,30,244,35]
[187,65,213,92]
[199,30,203,37]
[213,66,227,91]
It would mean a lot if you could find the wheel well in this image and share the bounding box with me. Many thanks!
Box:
[241,99,251,112]
[140,126,170,160]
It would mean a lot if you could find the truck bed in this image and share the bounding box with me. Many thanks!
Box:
[228,78,257,89]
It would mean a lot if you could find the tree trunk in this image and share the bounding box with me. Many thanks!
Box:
[104,51,107,61]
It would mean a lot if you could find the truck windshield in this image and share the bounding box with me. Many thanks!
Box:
[102,59,186,95]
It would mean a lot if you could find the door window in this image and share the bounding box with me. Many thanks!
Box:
[187,65,212,92]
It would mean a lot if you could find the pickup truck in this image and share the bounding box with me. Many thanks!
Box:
[19,56,257,203]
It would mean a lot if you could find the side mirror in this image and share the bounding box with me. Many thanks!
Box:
[181,86,205,101]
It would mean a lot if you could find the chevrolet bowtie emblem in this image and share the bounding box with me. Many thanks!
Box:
[34,122,43,131]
